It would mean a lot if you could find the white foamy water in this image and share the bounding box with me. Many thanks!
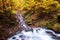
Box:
[7,27,59,40]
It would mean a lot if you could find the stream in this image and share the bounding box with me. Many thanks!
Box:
[7,12,60,40]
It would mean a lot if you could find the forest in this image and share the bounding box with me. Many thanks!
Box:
[0,0,60,40]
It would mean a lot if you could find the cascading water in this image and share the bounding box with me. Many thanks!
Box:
[7,13,60,40]
[16,12,31,30]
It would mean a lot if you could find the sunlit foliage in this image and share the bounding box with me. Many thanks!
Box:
[0,0,21,14]
[21,0,60,30]
[22,0,60,14]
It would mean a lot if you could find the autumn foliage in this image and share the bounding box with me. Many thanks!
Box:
[0,0,21,40]
[0,0,60,39]
[21,0,60,31]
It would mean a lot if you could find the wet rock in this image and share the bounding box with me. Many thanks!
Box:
[12,37,16,39]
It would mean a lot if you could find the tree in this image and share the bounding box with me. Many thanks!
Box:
[0,0,21,40]
[21,0,60,30]
[0,0,21,27]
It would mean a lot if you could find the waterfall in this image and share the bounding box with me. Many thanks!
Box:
[8,27,60,40]
[7,12,60,40]
[16,12,31,30]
